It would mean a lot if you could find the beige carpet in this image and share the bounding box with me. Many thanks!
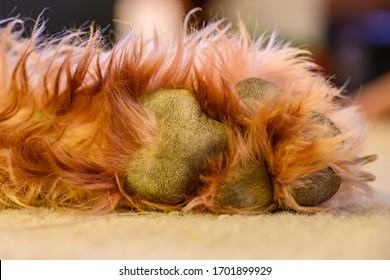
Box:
[1,121,390,260]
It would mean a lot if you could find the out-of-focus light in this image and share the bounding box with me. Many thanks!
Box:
[114,0,185,41]
[362,11,390,45]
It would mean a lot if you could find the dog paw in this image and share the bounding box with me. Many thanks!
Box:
[124,89,227,204]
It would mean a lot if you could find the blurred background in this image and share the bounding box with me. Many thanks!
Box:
[0,0,389,118]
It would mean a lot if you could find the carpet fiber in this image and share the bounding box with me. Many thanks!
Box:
[1,121,389,260]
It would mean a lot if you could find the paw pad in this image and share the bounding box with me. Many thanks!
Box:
[217,161,274,209]
[124,89,227,204]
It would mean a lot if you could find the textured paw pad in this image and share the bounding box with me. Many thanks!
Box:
[124,89,227,204]
[217,161,274,209]
[291,167,341,206]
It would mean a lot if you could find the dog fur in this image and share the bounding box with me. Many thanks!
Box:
[0,17,375,214]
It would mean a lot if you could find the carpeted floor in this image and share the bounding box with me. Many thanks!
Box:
[1,121,389,260]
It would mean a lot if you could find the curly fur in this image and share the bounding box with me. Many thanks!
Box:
[0,17,375,214]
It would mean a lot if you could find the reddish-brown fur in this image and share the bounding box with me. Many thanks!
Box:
[0,18,374,213]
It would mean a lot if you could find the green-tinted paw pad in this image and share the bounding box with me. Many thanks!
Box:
[291,167,341,206]
[124,89,227,204]
[216,160,274,209]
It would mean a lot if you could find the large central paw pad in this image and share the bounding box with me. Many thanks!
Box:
[124,89,227,204]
